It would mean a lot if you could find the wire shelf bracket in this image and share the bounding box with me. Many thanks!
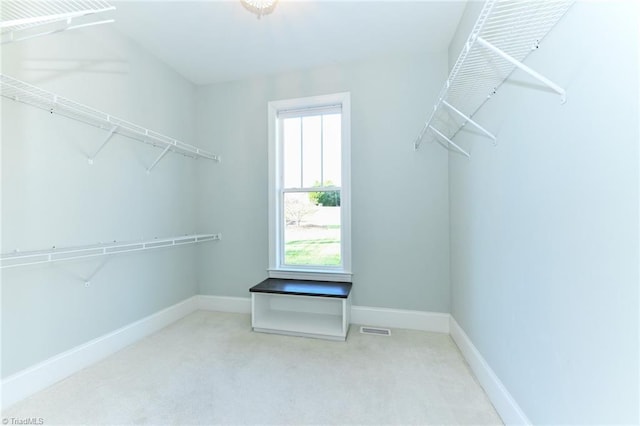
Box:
[476,36,567,104]
[429,125,470,158]
[441,100,496,145]
[147,144,173,173]
[414,0,575,155]
[88,125,117,164]
[1,1,116,44]
[0,74,221,171]
[1,233,222,269]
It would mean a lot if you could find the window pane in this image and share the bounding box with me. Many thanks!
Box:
[283,118,301,188]
[302,116,322,188]
[283,191,341,266]
[322,113,341,186]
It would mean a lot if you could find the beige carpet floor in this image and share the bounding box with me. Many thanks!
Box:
[2,311,502,425]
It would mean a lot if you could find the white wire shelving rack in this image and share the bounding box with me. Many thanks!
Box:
[0,233,222,269]
[0,74,221,172]
[1,0,115,44]
[414,0,574,157]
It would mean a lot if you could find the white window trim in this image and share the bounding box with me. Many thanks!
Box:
[268,92,352,282]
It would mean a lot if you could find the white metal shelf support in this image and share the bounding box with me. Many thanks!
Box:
[429,125,470,158]
[83,257,109,287]
[414,0,575,155]
[441,100,496,145]
[475,36,567,104]
[88,125,117,164]
[1,1,116,44]
[0,233,222,269]
[147,144,173,173]
[0,74,221,171]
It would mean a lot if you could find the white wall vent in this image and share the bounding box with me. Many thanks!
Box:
[360,326,391,336]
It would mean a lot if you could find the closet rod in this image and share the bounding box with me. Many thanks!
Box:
[1,233,221,269]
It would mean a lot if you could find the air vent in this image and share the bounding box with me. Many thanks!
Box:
[360,326,391,336]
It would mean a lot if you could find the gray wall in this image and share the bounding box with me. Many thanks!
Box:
[1,27,201,377]
[195,52,452,312]
[448,1,639,423]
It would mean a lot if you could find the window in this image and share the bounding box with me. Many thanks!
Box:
[268,93,351,281]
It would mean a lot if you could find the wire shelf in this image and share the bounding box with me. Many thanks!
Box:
[0,74,220,169]
[1,1,115,43]
[1,233,222,269]
[415,0,575,156]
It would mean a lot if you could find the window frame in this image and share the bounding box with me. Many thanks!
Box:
[267,92,352,282]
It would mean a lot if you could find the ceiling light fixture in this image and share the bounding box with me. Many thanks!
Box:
[241,0,278,19]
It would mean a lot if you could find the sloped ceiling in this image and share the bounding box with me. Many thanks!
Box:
[112,1,466,85]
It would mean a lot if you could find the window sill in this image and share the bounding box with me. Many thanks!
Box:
[267,268,352,283]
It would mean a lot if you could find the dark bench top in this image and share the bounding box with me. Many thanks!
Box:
[250,278,352,299]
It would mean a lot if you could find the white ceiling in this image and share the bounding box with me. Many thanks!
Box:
[112,1,467,86]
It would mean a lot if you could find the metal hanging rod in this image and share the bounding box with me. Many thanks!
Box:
[1,1,116,44]
[0,74,221,170]
[414,0,574,154]
[0,233,222,269]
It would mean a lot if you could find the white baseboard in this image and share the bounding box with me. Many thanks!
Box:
[449,317,531,425]
[197,295,251,313]
[351,305,450,333]
[1,296,199,410]
[196,295,450,333]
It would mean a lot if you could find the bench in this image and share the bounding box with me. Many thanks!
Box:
[249,278,353,341]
